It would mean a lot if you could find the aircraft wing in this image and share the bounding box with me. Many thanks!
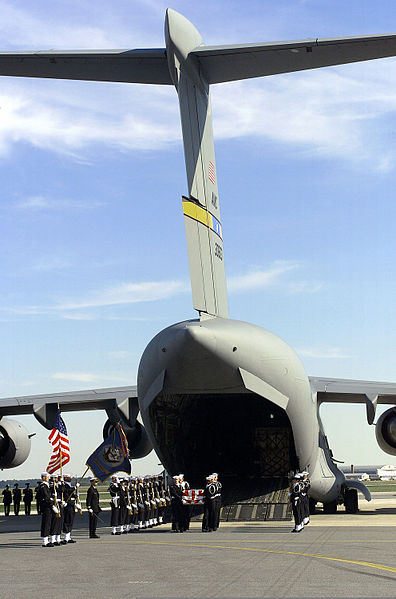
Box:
[0,385,137,418]
[309,376,396,425]
[192,33,396,84]
[0,49,172,84]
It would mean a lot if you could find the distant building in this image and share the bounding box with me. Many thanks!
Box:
[345,472,369,482]
[377,465,396,480]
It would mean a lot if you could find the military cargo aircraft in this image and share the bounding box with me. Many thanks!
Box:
[1,9,396,514]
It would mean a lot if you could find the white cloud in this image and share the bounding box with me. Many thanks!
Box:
[13,196,105,211]
[228,260,300,292]
[56,279,188,310]
[51,372,131,383]
[296,346,353,359]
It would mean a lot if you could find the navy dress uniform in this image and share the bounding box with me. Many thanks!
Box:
[202,475,217,532]
[170,475,184,532]
[86,478,101,538]
[109,475,122,535]
[12,483,21,516]
[301,471,311,525]
[289,474,304,532]
[62,474,80,543]
[37,472,55,547]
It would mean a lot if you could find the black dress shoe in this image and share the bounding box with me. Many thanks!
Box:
[60,540,67,545]
[54,542,61,546]
[43,543,54,547]
[89,534,100,538]
[67,539,76,543]
[115,531,122,535]
[122,530,128,534]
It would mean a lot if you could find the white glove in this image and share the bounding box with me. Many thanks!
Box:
[132,504,137,509]
[62,501,67,507]
[75,503,82,510]
[88,508,93,514]
[127,504,132,511]
[151,500,156,506]
[145,501,150,506]
[52,506,59,514]
[75,483,80,488]
[138,503,144,508]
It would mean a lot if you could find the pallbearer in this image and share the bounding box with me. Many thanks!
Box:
[62,474,80,543]
[37,472,54,547]
[179,474,191,532]
[86,477,101,538]
[301,471,311,525]
[211,473,222,531]
[170,475,184,532]
[155,474,166,525]
[202,475,216,532]
[119,478,129,534]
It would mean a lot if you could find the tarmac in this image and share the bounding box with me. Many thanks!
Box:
[1,493,396,599]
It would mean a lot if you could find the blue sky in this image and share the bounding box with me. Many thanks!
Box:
[1,0,396,479]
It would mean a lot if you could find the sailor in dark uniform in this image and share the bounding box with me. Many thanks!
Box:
[12,483,21,516]
[170,475,184,532]
[119,478,129,534]
[211,473,222,530]
[86,477,101,538]
[37,472,55,547]
[62,474,80,543]
[289,473,304,532]
[49,474,63,545]
[202,475,216,532]
[23,482,33,515]
[179,474,191,532]
[136,476,146,530]
[2,485,12,516]
[109,475,121,535]
[128,477,138,532]
[301,471,311,525]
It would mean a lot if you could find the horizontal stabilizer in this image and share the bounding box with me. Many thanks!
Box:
[0,49,172,84]
[192,33,396,83]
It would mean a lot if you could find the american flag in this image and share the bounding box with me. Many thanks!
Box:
[47,410,70,474]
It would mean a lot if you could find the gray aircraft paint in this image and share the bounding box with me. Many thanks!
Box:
[1,10,396,506]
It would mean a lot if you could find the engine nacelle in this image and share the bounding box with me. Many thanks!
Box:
[376,407,396,455]
[0,418,31,468]
[103,419,152,460]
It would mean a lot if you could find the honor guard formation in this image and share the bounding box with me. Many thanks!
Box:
[289,471,311,533]
[2,469,312,543]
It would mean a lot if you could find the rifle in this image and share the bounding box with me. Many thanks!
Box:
[52,480,61,519]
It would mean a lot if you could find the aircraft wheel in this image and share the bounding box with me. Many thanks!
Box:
[309,498,317,515]
[323,500,337,514]
[344,488,358,513]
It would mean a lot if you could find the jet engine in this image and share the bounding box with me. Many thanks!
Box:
[375,407,396,455]
[103,419,152,459]
[0,418,32,468]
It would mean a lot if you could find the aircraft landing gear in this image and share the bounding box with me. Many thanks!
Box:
[344,488,358,513]
[309,498,317,515]
[323,500,337,514]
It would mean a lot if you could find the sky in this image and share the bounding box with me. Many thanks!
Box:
[1,0,396,480]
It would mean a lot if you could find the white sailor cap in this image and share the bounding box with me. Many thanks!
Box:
[172,475,179,480]
[211,472,218,477]
[50,473,58,478]
[301,471,309,476]
[41,471,50,477]
[111,474,119,480]
[63,473,72,478]
[294,473,302,479]
[206,475,213,481]
[179,473,184,478]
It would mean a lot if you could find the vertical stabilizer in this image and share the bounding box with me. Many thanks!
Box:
[165,9,229,319]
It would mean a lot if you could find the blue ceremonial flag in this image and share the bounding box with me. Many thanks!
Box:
[86,426,131,482]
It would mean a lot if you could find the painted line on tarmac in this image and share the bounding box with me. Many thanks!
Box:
[100,539,396,575]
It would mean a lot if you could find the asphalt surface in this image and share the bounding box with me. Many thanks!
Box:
[1,496,396,599]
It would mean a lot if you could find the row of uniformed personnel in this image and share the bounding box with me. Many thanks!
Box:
[1,483,33,516]
[37,472,82,547]
[289,471,310,533]
[108,473,170,535]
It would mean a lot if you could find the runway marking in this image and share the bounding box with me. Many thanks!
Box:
[109,540,396,575]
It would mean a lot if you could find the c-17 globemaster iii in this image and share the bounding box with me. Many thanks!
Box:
[1,9,396,516]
